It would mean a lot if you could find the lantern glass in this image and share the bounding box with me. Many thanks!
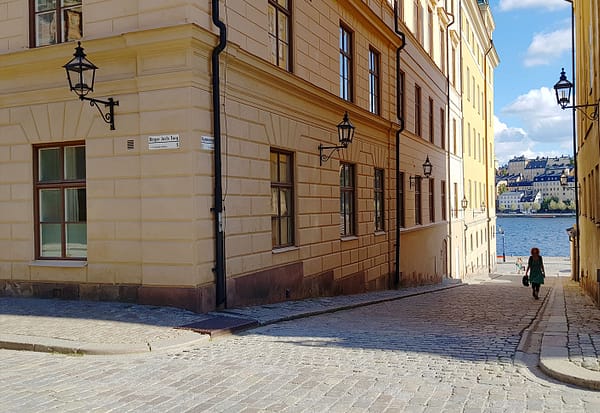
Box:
[553,68,573,108]
[560,172,568,187]
[337,112,355,147]
[422,156,432,177]
[461,196,468,210]
[64,42,97,98]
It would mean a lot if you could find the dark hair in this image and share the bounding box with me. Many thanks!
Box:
[530,247,540,255]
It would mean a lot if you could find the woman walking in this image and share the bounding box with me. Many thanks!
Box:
[525,247,545,299]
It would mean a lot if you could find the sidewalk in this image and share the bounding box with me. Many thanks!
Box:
[1,258,600,390]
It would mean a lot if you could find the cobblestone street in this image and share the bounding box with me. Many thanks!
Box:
[2,274,600,412]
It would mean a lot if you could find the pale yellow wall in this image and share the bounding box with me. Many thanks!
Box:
[0,0,472,300]
[575,0,600,298]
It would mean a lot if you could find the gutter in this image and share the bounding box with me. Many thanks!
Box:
[211,0,227,309]
[394,0,406,286]
[445,1,455,278]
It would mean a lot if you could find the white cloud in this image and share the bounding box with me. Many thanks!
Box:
[501,87,571,142]
[499,0,569,12]
[494,87,574,165]
[524,29,571,67]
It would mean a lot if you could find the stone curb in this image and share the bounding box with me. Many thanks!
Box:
[538,277,600,391]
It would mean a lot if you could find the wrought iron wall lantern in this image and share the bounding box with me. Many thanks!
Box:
[554,68,598,121]
[461,196,468,210]
[560,170,569,187]
[64,42,119,130]
[319,112,355,165]
[409,156,432,189]
[480,201,486,212]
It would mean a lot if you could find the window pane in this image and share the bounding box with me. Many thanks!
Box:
[65,188,86,221]
[39,148,61,182]
[62,0,82,6]
[268,6,276,35]
[66,223,87,257]
[271,188,279,215]
[278,13,288,41]
[63,7,83,42]
[280,217,290,245]
[281,153,291,183]
[272,217,279,246]
[280,188,291,216]
[40,223,61,257]
[40,189,61,222]
[65,145,86,180]
[36,11,57,46]
[36,0,57,12]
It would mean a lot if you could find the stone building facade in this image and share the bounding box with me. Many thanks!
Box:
[0,0,496,312]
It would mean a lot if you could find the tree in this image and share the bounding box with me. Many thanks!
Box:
[532,202,541,212]
[498,183,508,195]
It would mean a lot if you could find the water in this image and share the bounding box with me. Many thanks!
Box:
[496,216,576,258]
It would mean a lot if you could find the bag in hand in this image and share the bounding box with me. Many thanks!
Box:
[522,275,529,287]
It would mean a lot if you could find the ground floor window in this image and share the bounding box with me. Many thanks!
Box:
[270,149,294,248]
[34,142,87,259]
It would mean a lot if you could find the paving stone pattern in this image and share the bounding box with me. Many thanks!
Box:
[563,280,600,372]
[3,274,600,412]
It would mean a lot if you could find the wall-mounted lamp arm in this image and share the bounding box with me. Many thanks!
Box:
[319,143,347,166]
[80,96,119,130]
[559,102,599,121]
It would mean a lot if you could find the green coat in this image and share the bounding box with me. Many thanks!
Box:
[528,256,545,284]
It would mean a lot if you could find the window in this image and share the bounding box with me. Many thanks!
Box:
[34,142,86,259]
[413,1,421,42]
[340,24,353,101]
[399,70,405,122]
[440,108,446,149]
[441,180,447,221]
[374,169,384,231]
[451,46,456,86]
[399,172,406,228]
[340,163,355,236]
[428,97,434,143]
[369,47,381,115]
[428,7,433,55]
[415,176,422,225]
[440,29,446,73]
[453,182,458,218]
[452,118,457,154]
[429,178,435,222]
[271,150,294,248]
[415,85,422,137]
[268,0,292,71]
[30,0,82,47]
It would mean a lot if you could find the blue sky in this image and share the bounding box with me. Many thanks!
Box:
[490,0,573,165]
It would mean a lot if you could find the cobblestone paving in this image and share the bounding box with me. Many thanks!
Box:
[0,297,210,344]
[2,275,600,412]
[563,280,600,372]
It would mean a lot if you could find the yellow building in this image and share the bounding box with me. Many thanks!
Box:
[567,1,600,301]
[460,0,498,277]
[0,1,496,312]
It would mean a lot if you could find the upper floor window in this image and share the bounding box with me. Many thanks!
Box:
[369,47,381,115]
[399,70,405,122]
[415,85,422,137]
[268,0,291,71]
[340,163,356,236]
[440,108,446,150]
[340,24,353,101]
[271,149,294,248]
[428,97,434,143]
[34,142,86,259]
[31,0,82,47]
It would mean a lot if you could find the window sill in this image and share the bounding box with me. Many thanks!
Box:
[340,236,359,242]
[374,231,386,236]
[272,246,299,254]
[29,260,88,268]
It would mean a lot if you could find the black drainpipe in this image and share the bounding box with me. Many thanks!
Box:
[394,0,406,286]
[211,0,227,309]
